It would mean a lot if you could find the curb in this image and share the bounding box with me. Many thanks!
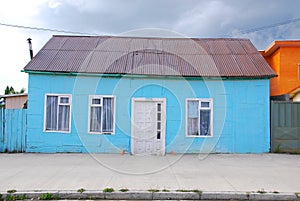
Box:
[0,190,298,200]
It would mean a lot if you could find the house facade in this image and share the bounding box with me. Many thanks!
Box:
[24,36,275,154]
[261,40,300,100]
[0,93,28,109]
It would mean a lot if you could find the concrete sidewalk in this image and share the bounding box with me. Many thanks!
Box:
[0,153,299,193]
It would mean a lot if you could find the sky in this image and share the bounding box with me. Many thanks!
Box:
[0,0,300,94]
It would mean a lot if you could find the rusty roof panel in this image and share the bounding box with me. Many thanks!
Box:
[212,54,243,76]
[160,53,180,76]
[234,55,260,76]
[46,50,74,72]
[66,51,92,72]
[240,40,259,54]
[146,39,163,51]
[226,40,247,54]
[250,53,275,75]
[65,37,100,50]
[129,38,147,52]
[43,37,67,50]
[208,39,232,54]
[107,52,131,74]
[163,39,205,55]
[95,37,131,52]
[182,54,218,76]
[24,36,276,78]
[194,40,212,55]
[27,50,59,71]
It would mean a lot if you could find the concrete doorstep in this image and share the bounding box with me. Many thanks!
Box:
[0,190,298,201]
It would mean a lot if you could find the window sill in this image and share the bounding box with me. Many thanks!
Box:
[43,130,71,134]
[88,132,115,135]
[186,135,213,138]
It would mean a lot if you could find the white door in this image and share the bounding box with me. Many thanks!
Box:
[131,98,166,155]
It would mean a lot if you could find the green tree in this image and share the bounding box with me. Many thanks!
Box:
[4,86,26,95]
[4,86,10,95]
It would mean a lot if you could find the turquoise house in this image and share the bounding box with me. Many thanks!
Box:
[23,36,276,154]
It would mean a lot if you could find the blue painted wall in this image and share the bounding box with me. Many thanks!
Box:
[26,73,270,153]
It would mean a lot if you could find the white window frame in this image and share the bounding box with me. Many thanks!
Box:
[88,95,116,134]
[43,94,72,133]
[186,98,213,138]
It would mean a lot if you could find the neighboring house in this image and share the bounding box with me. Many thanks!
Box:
[23,35,275,154]
[290,87,300,101]
[0,93,28,109]
[261,40,300,101]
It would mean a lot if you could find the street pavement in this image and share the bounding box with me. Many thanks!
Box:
[0,153,299,193]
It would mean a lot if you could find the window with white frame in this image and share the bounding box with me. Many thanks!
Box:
[88,95,115,134]
[187,98,213,137]
[44,94,72,132]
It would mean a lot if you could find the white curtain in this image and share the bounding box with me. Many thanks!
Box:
[187,100,199,135]
[58,105,70,131]
[46,96,58,130]
[102,98,114,132]
[90,107,101,132]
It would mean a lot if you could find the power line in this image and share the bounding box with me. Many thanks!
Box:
[231,17,300,36]
[0,22,100,35]
[1,17,300,37]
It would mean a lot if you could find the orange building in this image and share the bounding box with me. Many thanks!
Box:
[261,40,300,100]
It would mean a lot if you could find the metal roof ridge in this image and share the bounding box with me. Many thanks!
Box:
[51,35,249,41]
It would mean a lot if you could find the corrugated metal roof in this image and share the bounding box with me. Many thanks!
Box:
[24,35,276,78]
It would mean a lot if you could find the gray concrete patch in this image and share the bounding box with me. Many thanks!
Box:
[153,191,200,200]
[58,190,105,200]
[249,192,297,201]
[201,191,249,200]
[104,191,152,200]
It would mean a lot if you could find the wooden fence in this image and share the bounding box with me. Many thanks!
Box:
[271,101,300,153]
[0,108,27,152]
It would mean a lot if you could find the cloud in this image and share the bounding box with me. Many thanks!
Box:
[33,0,300,47]
[173,1,236,37]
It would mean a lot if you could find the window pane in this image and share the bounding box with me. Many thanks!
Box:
[92,98,101,105]
[157,103,161,112]
[46,96,58,130]
[102,98,114,132]
[157,113,161,121]
[187,100,199,135]
[157,131,161,140]
[58,105,70,131]
[188,118,198,135]
[157,122,161,130]
[201,102,210,108]
[60,97,69,104]
[90,107,101,132]
[200,110,211,136]
[188,100,198,118]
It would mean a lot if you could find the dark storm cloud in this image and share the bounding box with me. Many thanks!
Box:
[36,0,300,49]
[37,0,197,34]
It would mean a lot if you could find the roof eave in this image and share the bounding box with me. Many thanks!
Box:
[262,40,300,56]
[23,70,276,80]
